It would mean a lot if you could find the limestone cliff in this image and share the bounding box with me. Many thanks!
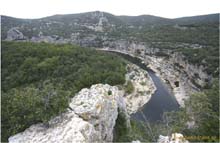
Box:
[99,42,210,107]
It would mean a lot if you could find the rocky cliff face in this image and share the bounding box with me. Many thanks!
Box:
[8,84,130,143]
[101,41,210,88]
[144,50,212,107]
[144,50,209,107]
[145,55,195,107]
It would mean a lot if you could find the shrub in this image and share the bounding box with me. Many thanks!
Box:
[125,80,134,94]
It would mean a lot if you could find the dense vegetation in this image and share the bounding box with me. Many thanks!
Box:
[177,80,219,142]
[113,111,151,142]
[1,41,127,141]
[114,80,219,142]
[177,46,219,76]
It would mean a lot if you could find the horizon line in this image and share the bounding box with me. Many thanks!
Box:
[1,11,219,20]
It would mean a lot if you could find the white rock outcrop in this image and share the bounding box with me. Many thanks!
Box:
[69,84,128,141]
[6,28,26,41]
[9,84,129,143]
[9,111,100,143]
[157,133,189,143]
[145,55,197,107]
[132,140,141,143]
[99,42,210,107]
[125,64,156,114]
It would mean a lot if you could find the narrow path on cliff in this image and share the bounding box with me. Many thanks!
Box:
[104,51,179,122]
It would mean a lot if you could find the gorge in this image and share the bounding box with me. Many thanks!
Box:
[104,50,180,121]
[5,44,202,143]
[1,11,219,142]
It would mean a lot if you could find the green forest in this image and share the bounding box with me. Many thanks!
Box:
[1,41,127,141]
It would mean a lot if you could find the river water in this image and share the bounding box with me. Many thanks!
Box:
[107,51,179,122]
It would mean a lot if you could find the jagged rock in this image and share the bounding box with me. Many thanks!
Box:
[158,135,169,143]
[8,84,130,143]
[6,28,26,41]
[69,84,129,141]
[157,133,189,143]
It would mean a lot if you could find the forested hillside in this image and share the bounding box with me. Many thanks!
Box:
[1,41,127,141]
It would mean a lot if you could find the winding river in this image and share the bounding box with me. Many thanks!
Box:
[107,51,179,122]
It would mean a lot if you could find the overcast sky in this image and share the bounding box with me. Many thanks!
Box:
[0,0,219,19]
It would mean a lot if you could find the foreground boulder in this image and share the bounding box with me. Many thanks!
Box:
[9,84,130,143]
[69,84,129,141]
[8,111,100,143]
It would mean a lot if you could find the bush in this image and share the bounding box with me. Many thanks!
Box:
[108,90,112,95]
[125,80,134,94]
[113,111,131,142]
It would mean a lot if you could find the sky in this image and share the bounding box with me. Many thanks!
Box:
[0,0,219,19]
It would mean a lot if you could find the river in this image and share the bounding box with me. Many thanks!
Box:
[107,51,179,122]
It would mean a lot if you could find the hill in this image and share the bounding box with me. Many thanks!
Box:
[1,12,219,46]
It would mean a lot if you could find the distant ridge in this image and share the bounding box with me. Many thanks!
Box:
[1,11,219,47]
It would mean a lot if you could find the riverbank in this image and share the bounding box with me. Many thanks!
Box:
[124,63,156,114]
[100,50,180,121]
[98,48,195,108]
[145,55,198,107]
